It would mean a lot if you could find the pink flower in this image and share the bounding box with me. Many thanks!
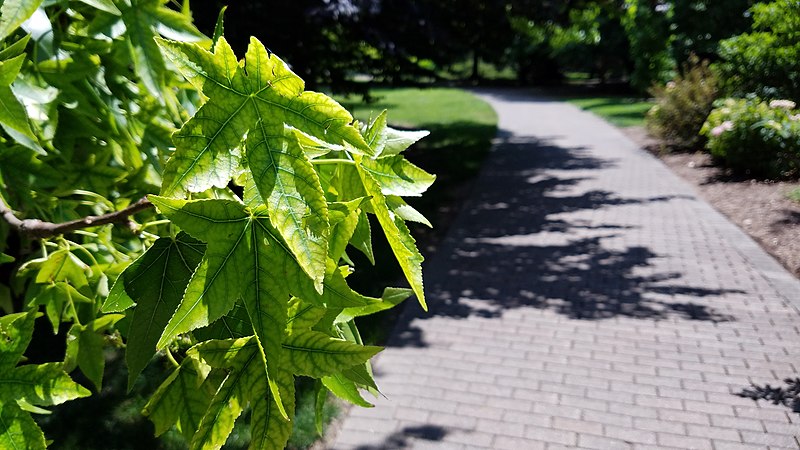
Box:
[711,121,734,137]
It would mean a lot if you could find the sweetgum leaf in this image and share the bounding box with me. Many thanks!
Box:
[120,233,205,389]
[360,155,436,197]
[0,312,90,448]
[157,36,371,198]
[354,160,426,309]
[187,337,294,450]
[150,197,374,350]
[142,356,214,441]
[282,330,381,378]
[246,122,329,290]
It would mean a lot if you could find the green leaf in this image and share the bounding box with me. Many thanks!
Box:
[355,159,426,309]
[386,196,432,227]
[0,54,23,85]
[321,373,372,408]
[121,234,205,389]
[380,126,430,157]
[327,197,368,263]
[149,197,374,349]
[282,330,381,378]
[0,313,89,447]
[35,249,89,289]
[0,253,14,264]
[314,380,326,435]
[285,297,324,335]
[0,402,46,450]
[246,122,329,290]
[0,85,37,147]
[187,337,294,450]
[118,0,205,98]
[64,324,104,390]
[155,36,371,198]
[360,155,435,197]
[336,287,413,324]
[0,35,31,60]
[349,210,374,264]
[0,312,36,370]
[0,0,43,41]
[210,5,225,51]
[142,356,214,441]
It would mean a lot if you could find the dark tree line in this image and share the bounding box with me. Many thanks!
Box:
[191,0,758,92]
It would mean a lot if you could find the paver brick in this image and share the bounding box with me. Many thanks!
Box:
[330,90,800,449]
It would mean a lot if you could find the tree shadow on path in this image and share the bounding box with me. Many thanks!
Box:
[391,136,740,348]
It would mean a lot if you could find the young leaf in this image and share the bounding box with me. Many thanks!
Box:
[321,373,373,408]
[380,126,430,157]
[360,155,436,197]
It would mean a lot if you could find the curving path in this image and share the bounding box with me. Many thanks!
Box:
[331,89,800,450]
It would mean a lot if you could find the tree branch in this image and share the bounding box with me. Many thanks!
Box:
[0,196,153,239]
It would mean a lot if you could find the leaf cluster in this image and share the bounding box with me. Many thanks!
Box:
[0,2,433,449]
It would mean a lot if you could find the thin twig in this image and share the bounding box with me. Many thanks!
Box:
[0,196,153,239]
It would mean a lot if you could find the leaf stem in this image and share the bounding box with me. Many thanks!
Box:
[165,349,180,368]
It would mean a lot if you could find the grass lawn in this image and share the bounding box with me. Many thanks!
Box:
[564,96,653,127]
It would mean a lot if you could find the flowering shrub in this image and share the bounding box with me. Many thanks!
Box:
[646,57,718,149]
[701,97,800,178]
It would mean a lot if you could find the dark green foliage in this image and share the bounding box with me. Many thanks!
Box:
[647,57,719,149]
[716,1,800,101]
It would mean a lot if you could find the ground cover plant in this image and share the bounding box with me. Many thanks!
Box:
[0,2,434,449]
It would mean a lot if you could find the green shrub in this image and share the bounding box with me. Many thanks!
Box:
[715,1,800,101]
[646,57,718,149]
[701,97,800,178]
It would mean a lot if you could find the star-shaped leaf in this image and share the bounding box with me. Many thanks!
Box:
[186,337,295,450]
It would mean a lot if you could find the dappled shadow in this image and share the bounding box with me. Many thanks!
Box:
[737,378,800,415]
[352,425,448,450]
[388,134,738,348]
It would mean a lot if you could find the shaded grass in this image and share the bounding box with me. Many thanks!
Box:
[564,96,653,127]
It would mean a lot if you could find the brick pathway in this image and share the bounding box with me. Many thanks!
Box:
[331,90,800,449]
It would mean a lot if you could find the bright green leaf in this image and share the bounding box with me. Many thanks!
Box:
[0,0,43,41]
[246,122,329,290]
[360,155,435,197]
[321,373,372,408]
[380,126,430,157]
[155,36,371,197]
[355,160,426,309]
